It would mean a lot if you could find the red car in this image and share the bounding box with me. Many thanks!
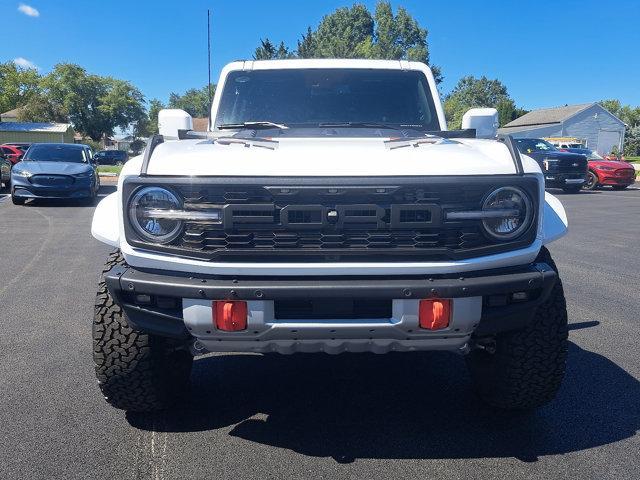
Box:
[0,144,25,165]
[564,148,636,190]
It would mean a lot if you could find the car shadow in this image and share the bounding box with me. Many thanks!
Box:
[547,188,600,196]
[127,341,639,463]
[21,185,116,208]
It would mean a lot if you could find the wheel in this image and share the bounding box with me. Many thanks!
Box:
[612,185,628,191]
[93,251,193,412]
[115,161,124,166]
[11,195,25,205]
[466,247,568,410]
[562,185,582,194]
[583,171,599,190]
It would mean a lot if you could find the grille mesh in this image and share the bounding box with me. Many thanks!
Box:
[171,183,492,260]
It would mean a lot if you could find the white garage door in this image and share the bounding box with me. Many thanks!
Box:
[597,130,621,155]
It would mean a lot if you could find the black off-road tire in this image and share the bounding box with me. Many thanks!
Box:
[11,195,25,205]
[466,247,568,410]
[93,251,193,412]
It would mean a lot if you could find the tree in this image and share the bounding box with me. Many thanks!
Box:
[129,138,146,155]
[312,4,374,58]
[624,125,640,156]
[254,39,294,60]
[168,84,214,118]
[599,99,640,155]
[443,75,523,129]
[0,61,41,114]
[20,63,147,141]
[296,28,317,59]
[365,2,441,81]
[252,1,441,82]
[135,99,165,137]
[147,99,164,135]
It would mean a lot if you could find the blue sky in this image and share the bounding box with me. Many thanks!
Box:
[2,0,639,110]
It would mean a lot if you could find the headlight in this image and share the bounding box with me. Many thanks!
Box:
[481,187,533,241]
[596,165,614,171]
[12,169,31,178]
[75,170,94,177]
[128,187,184,243]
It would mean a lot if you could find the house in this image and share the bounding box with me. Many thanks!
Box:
[0,122,75,144]
[498,103,626,155]
[109,135,148,154]
[0,107,23,122]
[192,117,210,132]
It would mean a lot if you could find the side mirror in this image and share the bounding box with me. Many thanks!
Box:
[158,109,193,140]
[462,108,499,139]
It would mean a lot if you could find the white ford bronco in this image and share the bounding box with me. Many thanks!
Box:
[91,59,569,412]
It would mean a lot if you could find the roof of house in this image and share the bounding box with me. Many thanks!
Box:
[0,107,24,118]
[502,103,594,129]
[0,122,73,133]
[192,117,209,132]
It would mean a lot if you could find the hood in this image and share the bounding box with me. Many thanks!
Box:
[589,159,633,169]
[524,150,585,161]
[17,161,92,175]
[145,137,531,177]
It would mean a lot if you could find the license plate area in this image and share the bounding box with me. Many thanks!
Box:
[274,298,392,320]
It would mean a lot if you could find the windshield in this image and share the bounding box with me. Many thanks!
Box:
[515,139,558,153]
[24,144,86,163]
[215,68,440,131]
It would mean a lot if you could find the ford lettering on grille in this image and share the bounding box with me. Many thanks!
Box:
[223,203,442,230]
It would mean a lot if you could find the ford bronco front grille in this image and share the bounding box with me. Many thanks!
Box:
[123,176,539,262]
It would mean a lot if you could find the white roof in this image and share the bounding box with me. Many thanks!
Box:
[230,58,423,71]
[0,122,72,133]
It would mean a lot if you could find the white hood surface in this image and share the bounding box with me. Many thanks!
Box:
[143,137,535,177]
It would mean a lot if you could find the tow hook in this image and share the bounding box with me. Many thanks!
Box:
[471,337,497,354]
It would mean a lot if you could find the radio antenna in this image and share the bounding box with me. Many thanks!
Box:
[207,9,212,130]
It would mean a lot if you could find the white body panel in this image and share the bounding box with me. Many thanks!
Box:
[91,59,568,277]
[145,137,524,177]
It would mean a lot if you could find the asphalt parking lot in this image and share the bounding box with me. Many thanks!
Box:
[0,184,639,480]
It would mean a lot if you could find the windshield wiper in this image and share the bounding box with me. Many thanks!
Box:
[317,122,404,130]
[218,121,289,130]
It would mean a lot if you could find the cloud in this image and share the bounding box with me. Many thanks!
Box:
[18,3,40,17]
[13,57,38,70]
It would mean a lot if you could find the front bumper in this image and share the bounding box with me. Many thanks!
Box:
[544,173,586,188]
[105,262,557,354]
[599,174,635,186]
[11,176,93,199]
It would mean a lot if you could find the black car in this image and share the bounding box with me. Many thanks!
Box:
[94,150,129,166]
[515,138,588,193]
[10,143,99,205]
[1,153,11,190]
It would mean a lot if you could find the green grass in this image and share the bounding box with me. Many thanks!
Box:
[97,165,123,175]
[625,156,640,163]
